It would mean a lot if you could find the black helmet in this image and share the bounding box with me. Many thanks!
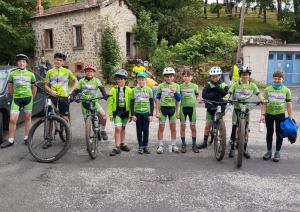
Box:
[15,54,28,63]
[114,69,128,79]
[54,52,67,61]
[239,66,252,75]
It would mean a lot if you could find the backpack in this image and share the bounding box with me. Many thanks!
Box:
[280,117,298,139]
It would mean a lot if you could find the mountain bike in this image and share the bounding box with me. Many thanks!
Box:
[228,99,264,168]
[73,96,109,159]
[203,100,227,161]
[27,84,71,163]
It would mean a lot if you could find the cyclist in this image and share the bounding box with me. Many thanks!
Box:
[198,66,228,150]
[69,63,109,140]
[131,59,154,78]
[146,77,158,99]
[1,54,37,148]
[108,69,131,156]
[224,66,265,158]
[260,70,293,162]
[156,67,181,154]
[178,68,201,153]
[130,72,154,154]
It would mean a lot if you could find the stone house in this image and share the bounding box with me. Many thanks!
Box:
[31,0,138,76]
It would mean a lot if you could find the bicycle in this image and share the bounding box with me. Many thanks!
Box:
[27,84,72,163]
[73,95,109,159]
[203,100,227,161]
[227,99,264,168]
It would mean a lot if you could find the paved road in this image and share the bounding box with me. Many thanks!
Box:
[1,91,300,211]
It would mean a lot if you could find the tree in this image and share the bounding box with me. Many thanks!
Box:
[99,16,122,83]
[132,10,158,60]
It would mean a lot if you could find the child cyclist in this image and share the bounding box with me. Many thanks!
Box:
[198,66,229,150]
[130,72,154,154]
[260,70,293,162]
[108,69,132,156]
[177,69,201,153]
[1,54,37,148]
[156,67,181,154]
[69,63,109,140]
[224,66,266,158]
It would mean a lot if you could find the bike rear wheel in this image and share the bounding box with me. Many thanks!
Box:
[214,119,226,161]
[86,116,98,159]
[28,116,71,163]
[237,118,246,168]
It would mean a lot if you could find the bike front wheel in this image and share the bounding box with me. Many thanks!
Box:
[59,113,71,142]
[237,118,246,168]
[86,116,98,159]
[28,116,71,163]
[214,119,226,161]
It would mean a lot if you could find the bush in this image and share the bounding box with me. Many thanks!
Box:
[210,3,222,13]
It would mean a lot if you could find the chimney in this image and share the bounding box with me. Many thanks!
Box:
[36,0,44,15]
[88,0,96,5]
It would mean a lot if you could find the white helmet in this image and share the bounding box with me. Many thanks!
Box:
[163,67,175,75]
[209,66,222,75]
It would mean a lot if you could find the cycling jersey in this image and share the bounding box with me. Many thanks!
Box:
[108,85,131,118]
[132,66,146,74]
[76,77,102,103]
[130,85,153,114]
[179,83,199,107]
[146,78,157,88]
[229,81,260,110]
[45,67,76,97]
[264,85,291,115]
[157,82,180,107]
[8,69,36,98]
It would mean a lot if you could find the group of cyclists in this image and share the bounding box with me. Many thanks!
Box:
[1,52,293,163]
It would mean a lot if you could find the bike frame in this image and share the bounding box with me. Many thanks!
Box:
[234,104,250,146]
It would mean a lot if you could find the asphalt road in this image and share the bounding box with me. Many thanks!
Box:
[1,89,300,211]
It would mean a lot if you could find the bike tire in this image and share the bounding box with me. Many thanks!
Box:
[0,111,3,144]
[59,113,71,142]
[214,119,226,161]
[237,118,246,168]
[28,116,71,163]
[97,115,102,141]
[86,116,98,159]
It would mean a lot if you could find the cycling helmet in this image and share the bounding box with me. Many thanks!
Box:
[15,54,28,63]
[114,69,128,79]
[163,67,175,76]
[84,63,96,72]
[209,66,222,75]
[136,59,143,64]
[54,52,67,61]
[136,72,147,78]
[239,66,252,75]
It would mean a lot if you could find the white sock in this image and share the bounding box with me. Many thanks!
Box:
[159,140,163,146]
[8,138,14,143]
[24,136,28,140]
[101,126,106,131]
[171,139,176,146]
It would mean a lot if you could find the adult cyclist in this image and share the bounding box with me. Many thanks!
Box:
[131,59,154,78]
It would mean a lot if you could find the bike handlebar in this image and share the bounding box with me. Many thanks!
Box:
[227,99,267,105]
[35,83,66,100]
[202,99,227,106]
[73,95,111,103]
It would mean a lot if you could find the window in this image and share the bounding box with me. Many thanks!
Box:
[119,0,122,6]
[296,54,300,59]
[73,26,82,47]
[44,29,53,49]
[126,32,131,57]
[286,54,292,60]
[277,54,283,60]
[269,54,274,60]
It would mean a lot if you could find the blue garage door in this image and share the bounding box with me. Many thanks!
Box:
[268,52,300,86]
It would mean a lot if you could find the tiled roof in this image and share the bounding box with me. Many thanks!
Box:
[31,0,138,19]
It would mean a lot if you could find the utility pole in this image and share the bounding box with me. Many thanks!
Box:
[236,0,246,62]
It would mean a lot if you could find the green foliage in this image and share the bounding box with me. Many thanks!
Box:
[210,2,222,13]
[99,16,122,84]
[149,39,173,74]
[132,10,158,60]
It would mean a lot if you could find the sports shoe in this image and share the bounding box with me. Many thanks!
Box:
[144,146,150,154]
[120,144,130,152]
[273,152,280,162]
[229,149,235,158]
[0,141,14,148]
[138,147,144,154]
[24,138,28,145]
[100,131,108,140]
[192,145,199,153]
[110,148,121,156]
[172,145,180,153]
[197,141,207,149]
[243,150,251,159]
[181,145,187,153]
[42,141,52,149]
[156,146,163,154]
[263,152,272,160]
